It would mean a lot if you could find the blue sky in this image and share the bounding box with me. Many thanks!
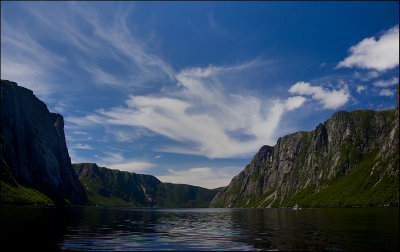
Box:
[1,1,399,189]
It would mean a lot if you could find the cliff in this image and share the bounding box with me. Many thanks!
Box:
[210,109,399,208]
[73,163,222,207]
[0,80,88,205]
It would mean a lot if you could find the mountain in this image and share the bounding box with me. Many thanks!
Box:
[73,163,222,207]
[0,80,220,207]
[210,108,399,208]
[0,80,88,205]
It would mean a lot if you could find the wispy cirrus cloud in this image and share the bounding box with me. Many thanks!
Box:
[337,25,399,71]
[71,2,175,86]
[4,2,305,159]
[94,63,306,158]
[1,20,67,98]
[72,143,94,150]
[2,1,175,97]
[65,114,105,127]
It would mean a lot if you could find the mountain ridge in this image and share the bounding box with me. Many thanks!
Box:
[210,108,399,208]
[1,79,398,208]
[73,162,222,207]
[0,80,222,207]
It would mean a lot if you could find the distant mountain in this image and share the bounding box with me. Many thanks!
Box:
[0,80,88,205]
[210,108,399,208]
[73,163,222,207]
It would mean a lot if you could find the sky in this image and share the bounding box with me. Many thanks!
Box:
[1,1,399,189]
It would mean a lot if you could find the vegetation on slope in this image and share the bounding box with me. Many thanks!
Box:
[73,163,222,207]
[0,158,53,205]
[210,109,399,208]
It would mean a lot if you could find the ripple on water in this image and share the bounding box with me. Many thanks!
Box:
[2,206,394,251]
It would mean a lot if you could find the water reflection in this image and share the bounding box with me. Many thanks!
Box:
[61,207,256,251]
[0,205,398,251]
[0,204,70,250]
[229,208,399,251]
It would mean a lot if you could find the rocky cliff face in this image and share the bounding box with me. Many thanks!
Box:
[0,80,88,204]
[74,163,222,207]
[210,109,399,208]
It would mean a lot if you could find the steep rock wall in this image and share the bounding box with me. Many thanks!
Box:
[210,109,399,208]
[0,80,87,204]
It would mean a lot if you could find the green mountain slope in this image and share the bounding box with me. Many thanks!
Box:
[0,157,53,205]
[73,163,222,207]
[210,109,399,208]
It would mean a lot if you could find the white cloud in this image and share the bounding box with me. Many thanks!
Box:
[96,152,125,164]
[109,161,156,173]
[72,131,88,135]
[284,96,307,111]
[337,25,399,71]
[155,155,162,159]
[373,77,399,87]
[105,127,151,143]
[157,166,242,189]
[65,114,104,127]
[379,89,395,97]
[356,85,367,94]
[72,143,94,150]
[288,81,350,109]
[354,71,380,81]
[96,152,155,173]
[95,63,306,158]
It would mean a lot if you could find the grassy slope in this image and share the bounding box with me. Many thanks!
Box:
[74,163,222,207]
[0,158,53,205]
[0,181,54,205]
[211,109,399,208]
[280,149,399,207]
[155,183,223,208]
[276,110,399,207]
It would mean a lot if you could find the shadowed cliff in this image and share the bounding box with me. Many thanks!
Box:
[0,80,88,205]
[210,108,399,208]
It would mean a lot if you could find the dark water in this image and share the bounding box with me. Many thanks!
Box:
[0,205,398,251]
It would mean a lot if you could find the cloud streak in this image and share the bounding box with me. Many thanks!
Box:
[2,1,175,98]
[1,20,67,98]
[72,143,94,150]
[379,89,395,97]
[373,77,399,87]
[95,63,306,158]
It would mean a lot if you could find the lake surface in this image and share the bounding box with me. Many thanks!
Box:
[0,205,398,251]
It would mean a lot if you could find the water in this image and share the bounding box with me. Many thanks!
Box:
[0,205,398,251]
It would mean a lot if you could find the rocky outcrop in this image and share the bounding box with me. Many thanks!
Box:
[210,109,399,208]
[74,163,222,207]
[0,80,88,204]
